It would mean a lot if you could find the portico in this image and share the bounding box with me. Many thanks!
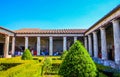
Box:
[12,29,85,56]
[85,5,120,64]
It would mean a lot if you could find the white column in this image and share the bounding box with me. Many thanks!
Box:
[49,37,53,55]
[63,37,67,51]
[4,35,10,58]
[84,37,88,50]
[88,35,92,56]
[100,27,107,60]
[37,37,41,55]
[93,32,98,58]
[25,37,28,49]
[112,19,120,64]
[74,36,77,42]
[11,36,15,55]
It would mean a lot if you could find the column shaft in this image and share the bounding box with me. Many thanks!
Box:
[37,37,41,55]
[74,36,77,42]
[84,37,88,50]
[4,35,10,58]
[88,35,92,56]
[112,19,120,64]
[49,37,53,55]
[93,32,98,58]
[100,28,107,60]
[11,37,15,55]
[25,37,28,49]
[63,37,67,51]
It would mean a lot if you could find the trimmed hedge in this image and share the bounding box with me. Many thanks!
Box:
[0,60,41,77]
[0,63,21,71]
[21,49,33,60]
[59,41,97,77]
[61,50,68,60]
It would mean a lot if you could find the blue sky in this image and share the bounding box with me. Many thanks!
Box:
[0,0,120,30]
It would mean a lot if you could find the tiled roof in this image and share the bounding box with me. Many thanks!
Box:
[0,26,14,33]
[14,28,86,34]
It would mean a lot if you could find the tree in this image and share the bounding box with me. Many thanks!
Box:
[21,49,33,60]
[59,41,97,77]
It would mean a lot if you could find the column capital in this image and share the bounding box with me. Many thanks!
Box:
[92,31,97,34]
[37,36,40,39]
[111,19,119,24]
[25,36,28,38]
[63,36,67,38]
[100,27,105,30]
[49,36,53,39]
[88,34,91,37]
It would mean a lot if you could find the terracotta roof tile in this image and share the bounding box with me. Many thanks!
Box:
[14,28,86,34]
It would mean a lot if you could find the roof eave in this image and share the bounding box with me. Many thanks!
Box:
[84,4,120,34]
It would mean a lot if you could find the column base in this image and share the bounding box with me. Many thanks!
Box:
[4,55,12,58]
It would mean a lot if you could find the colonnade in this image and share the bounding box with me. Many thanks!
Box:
[84,19,120,64]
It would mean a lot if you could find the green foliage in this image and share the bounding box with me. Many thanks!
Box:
[59,41,97,77]
[61,50,68,60]
[95,63,112,72]
[21,49,33,60]
[51,63,60,74]
[0,65,5,71]
[0,59,41,77]
[113,72,120,77]
[42,58,52,75]
[98,72,108,77]
[0,63,20,71]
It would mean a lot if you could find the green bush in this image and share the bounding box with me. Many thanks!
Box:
[61,50,68,60]
[0,60,41,77]
[0,63,20,71]
[98,72,108,77]
[21,49,33,60]
[59,41,97,77]
[0,65,5,71]
[42,58,52,75]
[95,63,112,72]
[113,72,120,77]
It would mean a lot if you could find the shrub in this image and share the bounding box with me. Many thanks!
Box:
[98,72,108,77]
[0,65,5,71]
[42,58,52,75]
[0,60,41,77]
[61,50,68,60]
[0,63,20,71]
[113,71,120,77]
[59,41,97,77]
[95,63,113,72]
[21,49,33,60]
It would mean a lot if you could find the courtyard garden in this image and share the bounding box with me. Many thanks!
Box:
[0,41,120,77]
